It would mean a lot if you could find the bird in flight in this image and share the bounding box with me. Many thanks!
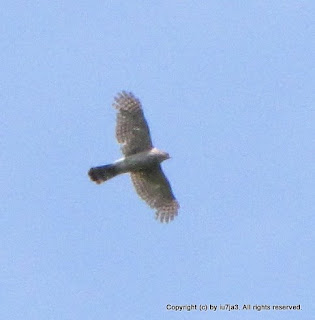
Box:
[88,91,179,223]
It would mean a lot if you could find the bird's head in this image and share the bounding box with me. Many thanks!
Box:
[151,148,170,162]
[161,151,170,161]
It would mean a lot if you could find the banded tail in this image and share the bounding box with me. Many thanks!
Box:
[88,164,119,184]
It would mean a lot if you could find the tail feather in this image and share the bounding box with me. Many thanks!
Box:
[88,164,118,184]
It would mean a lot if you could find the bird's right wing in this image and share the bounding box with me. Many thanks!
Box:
[113,91,153,156]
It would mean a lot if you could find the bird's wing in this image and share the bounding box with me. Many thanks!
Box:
[113,91,153,156]
[130,165,179,223]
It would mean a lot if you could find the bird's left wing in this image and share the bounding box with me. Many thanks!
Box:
[130,165,179,223]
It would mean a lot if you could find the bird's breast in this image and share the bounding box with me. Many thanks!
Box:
[115,150,159,172]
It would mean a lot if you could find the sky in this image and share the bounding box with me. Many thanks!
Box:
[1,1,314,319]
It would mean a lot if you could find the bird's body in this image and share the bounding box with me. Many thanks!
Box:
[115,148,169,172]
[89,148,169,182]
[88,92,179,223]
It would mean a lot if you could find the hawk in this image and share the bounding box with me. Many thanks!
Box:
[88,91,179,223]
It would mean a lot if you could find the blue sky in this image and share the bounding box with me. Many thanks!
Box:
[1,1,314,319]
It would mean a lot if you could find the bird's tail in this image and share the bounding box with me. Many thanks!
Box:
[88,164,119,184]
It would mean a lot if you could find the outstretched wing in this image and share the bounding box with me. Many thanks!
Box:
[130,165,179,223]
[113,91,153,156]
